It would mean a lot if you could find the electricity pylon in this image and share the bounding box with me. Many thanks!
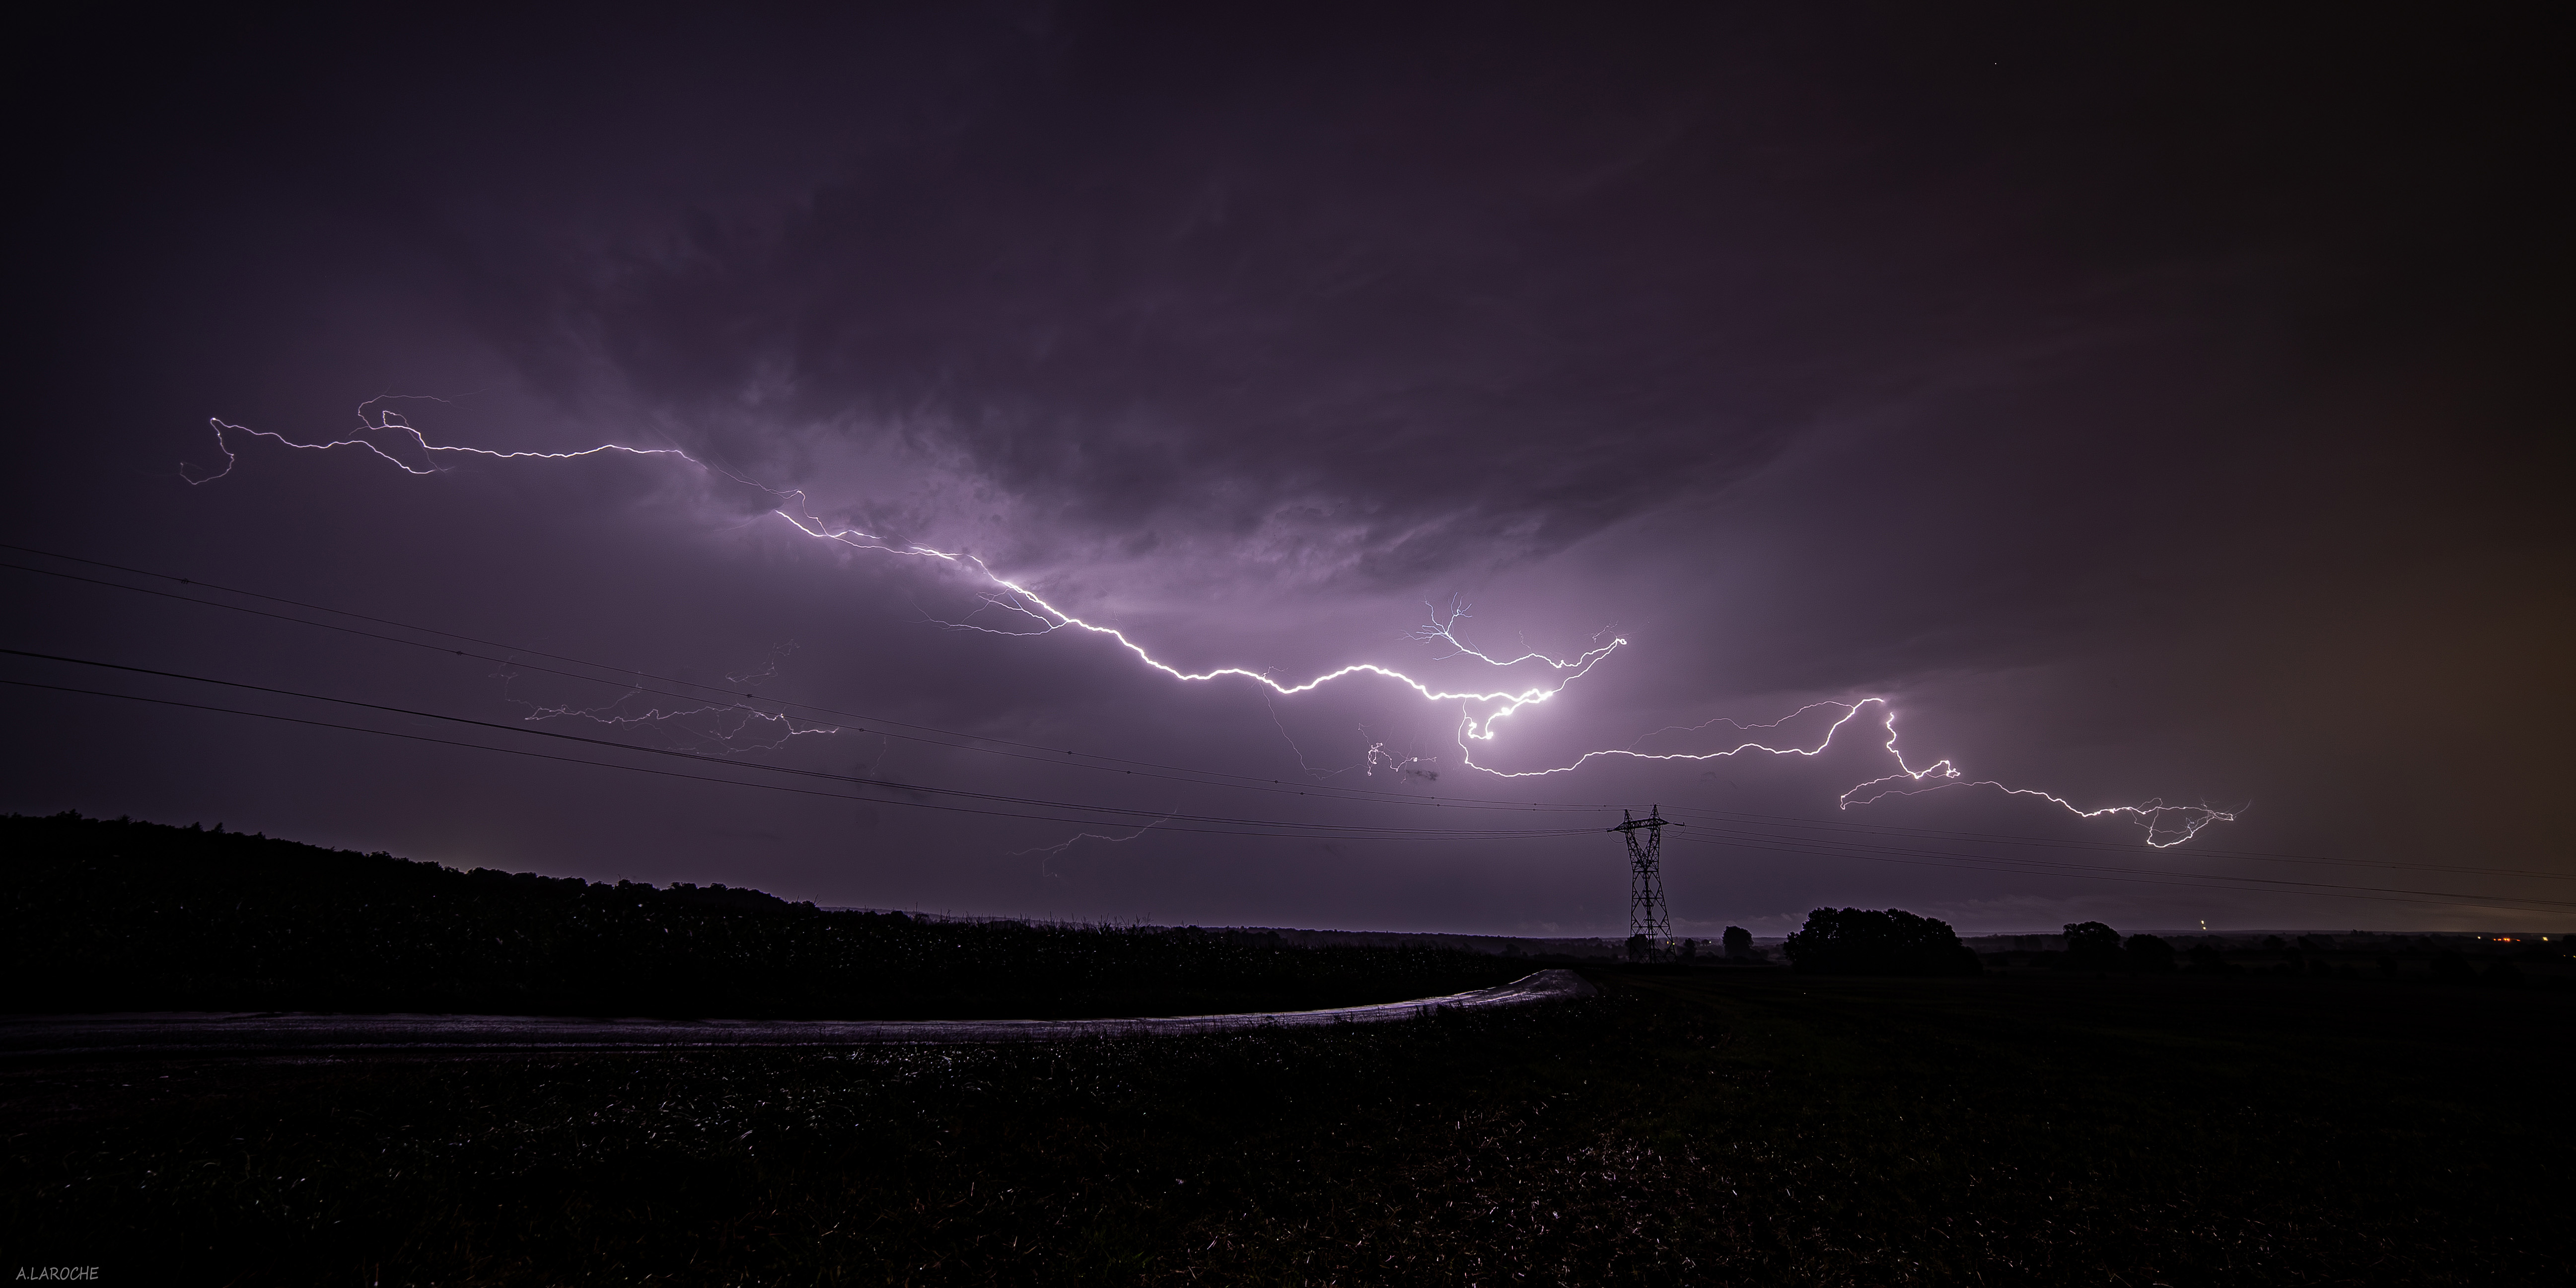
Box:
[1610,806,1679,959]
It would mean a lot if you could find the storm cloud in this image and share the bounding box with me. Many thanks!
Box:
[7,4,2565,934]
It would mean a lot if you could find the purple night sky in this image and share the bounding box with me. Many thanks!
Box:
[6,6,2566,935]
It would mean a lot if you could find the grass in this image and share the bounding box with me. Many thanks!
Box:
[5,967,2568,1284]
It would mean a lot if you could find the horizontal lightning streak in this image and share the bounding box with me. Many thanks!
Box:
[1009,815,1172,858]
[1657,805,2576,883]
[1481,699,2233,847]
[1670,832,2576,917]
[172,404,2236,847]
[510,687,843,755]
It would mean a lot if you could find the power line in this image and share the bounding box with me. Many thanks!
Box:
[20,645,2552,916]
[15,654,2555,917]
[11,544,2560,903]
[0,676,1591,844]
[0,548,2426,853]
[0,646,1598,839]
[23,663,2555,918]
[0,547,1609,818]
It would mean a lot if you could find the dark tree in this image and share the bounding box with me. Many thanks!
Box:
[1781,908,1981,976]
[2431,951,2476,983]
[2123,933,2176,973]
[2063,922,2124,972]
[1722,926,1753,960]
[2187,944,2228,974]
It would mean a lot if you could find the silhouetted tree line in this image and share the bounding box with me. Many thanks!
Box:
[2038,925,2549,987]
[0,813,1530,1018]
[1781,908,1981,976]
[2059,921,2179,974]
[2254,934,2534,988]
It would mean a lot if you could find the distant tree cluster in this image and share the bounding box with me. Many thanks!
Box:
[2060,922,2177,974]
[0,813,1531,1019]
[1781,908,1981,976]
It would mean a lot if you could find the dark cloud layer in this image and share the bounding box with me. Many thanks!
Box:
[5,5,2567,934]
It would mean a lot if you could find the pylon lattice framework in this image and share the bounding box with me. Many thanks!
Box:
[1610,806,1678,946]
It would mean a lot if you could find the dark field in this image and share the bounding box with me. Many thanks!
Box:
[6,969,2568,1285]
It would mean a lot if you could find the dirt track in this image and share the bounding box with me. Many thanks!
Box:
[0,968,1592,1057]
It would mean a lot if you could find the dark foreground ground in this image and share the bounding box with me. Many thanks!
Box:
[5,969,2568,1285]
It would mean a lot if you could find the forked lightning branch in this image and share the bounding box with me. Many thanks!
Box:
[184,403,2237,848]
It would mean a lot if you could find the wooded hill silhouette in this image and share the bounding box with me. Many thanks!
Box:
[1,813,1526,1019]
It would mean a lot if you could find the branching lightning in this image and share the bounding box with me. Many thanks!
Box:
[186,404,2235,847]
[511,687,843,754]
[724,641,799,686]
[1478,698,2232,847]
[493,644,840,756]
[185,399,715,485]
[1264,699,1440,784]
[1009,815,1173,868]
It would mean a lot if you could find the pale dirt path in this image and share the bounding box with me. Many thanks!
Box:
[0,969,1592,1057]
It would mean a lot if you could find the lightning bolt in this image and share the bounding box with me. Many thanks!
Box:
[185,404,2235,847]
[510,687,842,754]
[776,502,1628,741]
[184,398,715,484]
[488,644,839,755]
[1465,697,2232,847]
[1008,815,1173,867]
[723,640,799,686]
